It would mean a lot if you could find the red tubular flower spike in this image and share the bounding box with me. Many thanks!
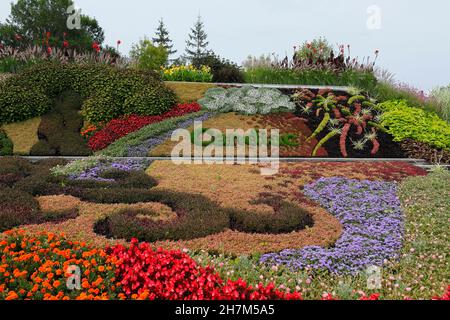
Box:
[340,123,351,157]
[332,108,341,118]
[371,138,380,155]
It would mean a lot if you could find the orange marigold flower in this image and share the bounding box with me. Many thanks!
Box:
[6,291,19,300]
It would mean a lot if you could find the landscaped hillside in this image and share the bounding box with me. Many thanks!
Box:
[0,0,448,302]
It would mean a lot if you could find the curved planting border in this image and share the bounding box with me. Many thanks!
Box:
[260,177,403,275]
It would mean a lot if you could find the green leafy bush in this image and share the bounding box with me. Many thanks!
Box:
[0,84,51,123]
[296,37,334,64]
[0,129,13,155]
[0,62,177,124]
[192,52,244,83]
[123,85,177,116]
[377,100,450,150]
[130,39,168,71]
[198,86,295,114]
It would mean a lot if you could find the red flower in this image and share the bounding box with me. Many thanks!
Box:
[46,46,52,54]
[87,103,202,151]
[63,40,69,48]
[92,42,101,53]
[109,240,303,300]
[15,34,22,41]
[46,31,51,39]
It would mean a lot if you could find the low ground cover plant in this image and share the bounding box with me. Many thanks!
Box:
[98,111,212,157]
[87,102,201,151]
[199,86,295,114]
[261,177,402,275]
[376,100,450,151]
[193,169,447,300]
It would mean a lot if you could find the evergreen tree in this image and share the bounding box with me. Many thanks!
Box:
[185,15,209,61]
[152,18,176,56]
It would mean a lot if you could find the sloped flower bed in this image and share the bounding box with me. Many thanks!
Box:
[260,177,403,275]
[87,103,202,151]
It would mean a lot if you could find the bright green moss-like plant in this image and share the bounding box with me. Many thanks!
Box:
[198,86,295,115]
[377,100,450,150]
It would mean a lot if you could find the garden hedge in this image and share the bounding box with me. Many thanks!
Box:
[0,62,177,125]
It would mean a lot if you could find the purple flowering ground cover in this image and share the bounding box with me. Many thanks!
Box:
[68,158,152,181]
[260,177,404,275]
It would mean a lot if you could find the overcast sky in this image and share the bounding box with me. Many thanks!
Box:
[1,0,449,91]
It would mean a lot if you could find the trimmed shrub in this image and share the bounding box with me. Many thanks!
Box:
[0,188,41,232]
[30,91,92,156]
[123,85,177,116]
[198,86,295,114]
[0,63,177,125]
[0,129,13,155]
[231,198,313,234]
[95,191,314,242]
[0,85,51,124]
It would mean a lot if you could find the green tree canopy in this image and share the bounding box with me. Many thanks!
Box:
[185,15,209,61]
[0,0,104,51]
[130,38,168,71]
[152,18,176,57]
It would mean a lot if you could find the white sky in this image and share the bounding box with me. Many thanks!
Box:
[1,0,449,91]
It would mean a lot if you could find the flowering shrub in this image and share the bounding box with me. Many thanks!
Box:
[162,65,213,82]
[0,231,120,300]
[88,103,202,151]
[260,177,403,275]
[109,239,302,300]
